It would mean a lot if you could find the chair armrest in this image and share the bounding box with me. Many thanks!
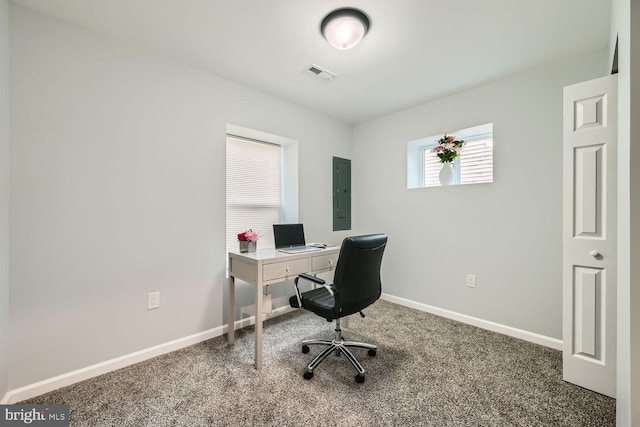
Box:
[292,273,328,308]
[297,273,326,285]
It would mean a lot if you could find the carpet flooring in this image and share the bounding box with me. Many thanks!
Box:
[23,300,615,426]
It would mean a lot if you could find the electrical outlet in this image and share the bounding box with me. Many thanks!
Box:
[466,274,476,288]
[147,292,160,310]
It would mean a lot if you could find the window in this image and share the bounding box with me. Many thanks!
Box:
[408,123,493,188]
[225,124,299,255]
[226,136,281,252]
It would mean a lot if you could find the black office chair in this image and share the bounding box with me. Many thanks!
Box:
[289,234,387,383]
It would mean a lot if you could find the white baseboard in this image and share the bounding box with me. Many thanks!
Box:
[3,304,296,404]
[4,296,560,404]
[380,293,563,351]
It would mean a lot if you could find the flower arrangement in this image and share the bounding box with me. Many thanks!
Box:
[237,229,258,253]
[237,229,258,242]
[432,134,465,163]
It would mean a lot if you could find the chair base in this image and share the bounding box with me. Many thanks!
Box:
[301,318,376,382]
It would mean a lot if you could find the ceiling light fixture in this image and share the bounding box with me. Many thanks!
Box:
[320,8,370,50]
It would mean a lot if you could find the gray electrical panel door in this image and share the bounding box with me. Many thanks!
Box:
[333,156,351,231]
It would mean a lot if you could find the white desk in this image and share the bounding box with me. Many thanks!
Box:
[227,246,340,369]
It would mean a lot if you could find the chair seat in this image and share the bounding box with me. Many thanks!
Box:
[288,287,336,320]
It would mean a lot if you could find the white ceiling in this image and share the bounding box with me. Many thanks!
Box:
[10,0,612,124]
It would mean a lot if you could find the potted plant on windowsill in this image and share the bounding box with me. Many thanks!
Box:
[432,134,465,186]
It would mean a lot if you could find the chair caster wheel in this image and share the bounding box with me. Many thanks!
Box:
[303,371,314,380]
[355,374,365,383]
[302,345,310,354]
[368,349,377,357]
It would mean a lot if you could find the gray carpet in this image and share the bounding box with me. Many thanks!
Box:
[23,300,615,426]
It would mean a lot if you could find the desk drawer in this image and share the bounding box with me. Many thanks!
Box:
[263,258,309,281]
[312,253,338,271]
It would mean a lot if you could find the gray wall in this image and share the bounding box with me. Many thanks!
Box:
[0,0,9,402]
[8,5,352,389]
[352,49,607,340]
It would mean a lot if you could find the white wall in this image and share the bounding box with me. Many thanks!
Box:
[8,5,352,389]
[352,49,607,340]
[0,0,10,401]
[611,0,640,424]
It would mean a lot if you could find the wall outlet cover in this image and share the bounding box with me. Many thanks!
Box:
[466,274,477,288]
[147,292,160,310]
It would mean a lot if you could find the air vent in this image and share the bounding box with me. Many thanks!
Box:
[306,64,337,81]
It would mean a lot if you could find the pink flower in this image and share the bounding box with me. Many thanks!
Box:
[432,145,444,152]
[238,229,258,242]
[453,146,462,152]
[446,135,455,143]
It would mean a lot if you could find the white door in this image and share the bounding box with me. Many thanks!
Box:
[563,74,617,398]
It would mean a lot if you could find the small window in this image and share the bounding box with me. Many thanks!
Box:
[408,123,493,189]
[225,125,299,255]
[226,136,281,252]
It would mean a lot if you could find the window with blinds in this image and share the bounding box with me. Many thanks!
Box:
[407,123,493,189]
[226,136,282,253]
[423,136,494,187]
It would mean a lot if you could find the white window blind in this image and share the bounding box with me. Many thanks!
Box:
[459,138,493,184]
[226,136,281,253]
[424,149,442,188]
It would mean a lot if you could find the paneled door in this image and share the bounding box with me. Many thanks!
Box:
[563,74,617,398]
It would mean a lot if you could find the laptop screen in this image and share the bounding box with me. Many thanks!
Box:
[273,223,306,248]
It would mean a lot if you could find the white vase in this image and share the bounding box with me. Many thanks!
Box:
[439,162,454,186]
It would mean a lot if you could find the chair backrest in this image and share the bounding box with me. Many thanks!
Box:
[333,234,387,317]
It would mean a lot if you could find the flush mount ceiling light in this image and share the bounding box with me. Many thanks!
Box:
[321,8,370,50]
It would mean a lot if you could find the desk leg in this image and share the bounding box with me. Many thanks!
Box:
[255,284,263,369]
[227,275,235,345]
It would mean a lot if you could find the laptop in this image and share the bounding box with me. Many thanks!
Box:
[273,223,323,254]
